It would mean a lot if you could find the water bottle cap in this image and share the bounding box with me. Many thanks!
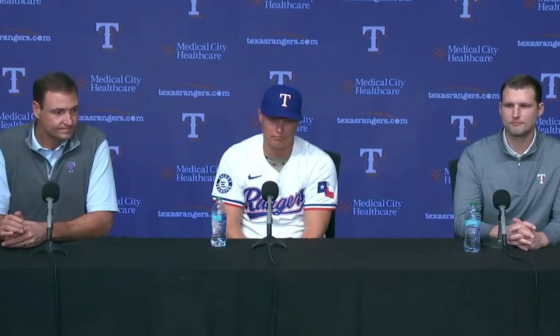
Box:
[216,197,222,201]
[469,202,477,205]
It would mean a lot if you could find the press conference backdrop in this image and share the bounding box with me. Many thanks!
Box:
[0,0,558,238]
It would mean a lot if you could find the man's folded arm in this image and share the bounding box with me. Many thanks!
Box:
[542,184,560,246]
[302,155,338,238]
[211,149,246,238]
[0,149,11,241]
[53,140,117,241]
[454,149,496,240]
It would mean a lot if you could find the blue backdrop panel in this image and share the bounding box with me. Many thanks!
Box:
[0,0,558,238]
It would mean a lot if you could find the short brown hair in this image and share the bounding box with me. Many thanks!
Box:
[33,71,78,108]
[500,74,542,104]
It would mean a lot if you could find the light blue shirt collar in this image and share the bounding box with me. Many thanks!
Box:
[30,123,68,153]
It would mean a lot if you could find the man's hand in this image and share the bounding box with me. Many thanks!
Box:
[0,211,25,241]
[1,220,46,248]
[507,218,536,251]
[528,231,549,250]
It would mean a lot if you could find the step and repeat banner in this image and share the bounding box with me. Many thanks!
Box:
[0,0,558,238]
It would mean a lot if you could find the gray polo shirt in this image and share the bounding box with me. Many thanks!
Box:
[454,128,560,244]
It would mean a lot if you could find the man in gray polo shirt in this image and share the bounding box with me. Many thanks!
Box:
[0,71,118,249]
[454,74,560,251]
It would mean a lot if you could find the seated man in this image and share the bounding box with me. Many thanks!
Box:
[211,84,338,238]
[454,74,560,250]
[0,71,118,248]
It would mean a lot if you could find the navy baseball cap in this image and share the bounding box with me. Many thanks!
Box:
[260,84,303,121]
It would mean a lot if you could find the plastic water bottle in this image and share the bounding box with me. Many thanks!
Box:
[464,202,481,253]
[211,198,227,247]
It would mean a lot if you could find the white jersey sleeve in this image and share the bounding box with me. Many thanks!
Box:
[304,152,338,210]
[211,146,245,209]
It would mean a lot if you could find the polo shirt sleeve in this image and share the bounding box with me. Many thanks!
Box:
[0,149,10,215]
[543,179,560,245]
[86,140,119,213]
[211,147,245,209]
[453,146,496,240]
[304,153,338,210]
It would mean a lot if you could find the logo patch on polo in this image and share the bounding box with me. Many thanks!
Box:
[66,162,76,173]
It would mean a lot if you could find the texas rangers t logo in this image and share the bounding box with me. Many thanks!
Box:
[279,93,291,107]
[66,162,76,173]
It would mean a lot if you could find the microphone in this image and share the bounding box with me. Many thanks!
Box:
[262,181,279,238]
[493,189,511,250]
[31,182,68,257]
[251,181,287,250]
[42,181,60,237]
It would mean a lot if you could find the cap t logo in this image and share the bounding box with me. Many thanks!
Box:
[279,93,291,107]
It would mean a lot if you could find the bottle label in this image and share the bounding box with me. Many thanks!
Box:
[465,219,480,227]
[212,214,222,222]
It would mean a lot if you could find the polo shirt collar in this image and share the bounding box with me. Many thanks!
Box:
[30,122,68,152]
[502,127,536,158]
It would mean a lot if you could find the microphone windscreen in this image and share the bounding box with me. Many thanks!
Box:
[42,181,60,203]
[493,189,511,210]
[261,181,279,201]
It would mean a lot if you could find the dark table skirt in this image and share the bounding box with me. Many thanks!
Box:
[1,238,558,336]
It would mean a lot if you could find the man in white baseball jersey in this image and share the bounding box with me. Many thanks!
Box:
[211,84,338,239]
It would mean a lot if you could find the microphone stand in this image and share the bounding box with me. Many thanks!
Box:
[498,206,508,251]
[31,198,68,257]
[482,210,507,250]
[252,196,287,250]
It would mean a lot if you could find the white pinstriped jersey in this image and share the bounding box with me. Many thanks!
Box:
[211,134,338,238]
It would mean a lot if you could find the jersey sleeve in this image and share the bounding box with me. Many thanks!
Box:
[211,148,245,209]
[304,154,338,210]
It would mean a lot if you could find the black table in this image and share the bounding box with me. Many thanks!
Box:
[1,238,558,336]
